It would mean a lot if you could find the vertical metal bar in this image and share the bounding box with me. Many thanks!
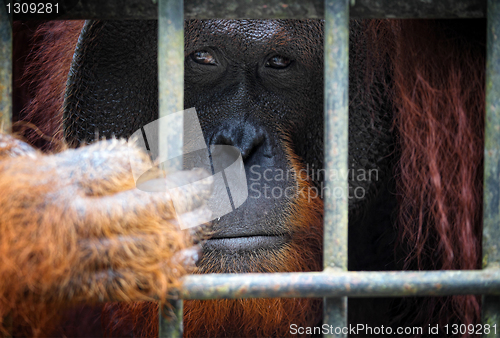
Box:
[323,0,349,337]
[0,3,13,336]
[159,299,183,338]
[158,0,184,336]
[0,0,12,134]
[483,0,500,335]
[158,0,184,171]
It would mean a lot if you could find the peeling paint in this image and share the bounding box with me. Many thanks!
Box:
[0,7,12,134]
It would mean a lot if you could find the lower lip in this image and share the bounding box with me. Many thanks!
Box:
[203,235,289,252]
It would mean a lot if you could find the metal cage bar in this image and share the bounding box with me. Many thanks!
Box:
[181,270,500,299]
[158,0,184,171]
[0,0,11,134]
[482,0,500,335]
[9,0,487,20]
[157,0,185,335]
[1,4,13,336]
[323,0,349,336]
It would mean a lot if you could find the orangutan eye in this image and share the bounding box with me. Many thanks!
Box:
[190,50,217,65]
[266,55,292,69]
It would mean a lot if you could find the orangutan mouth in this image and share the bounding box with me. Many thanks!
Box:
[203,235,290,252]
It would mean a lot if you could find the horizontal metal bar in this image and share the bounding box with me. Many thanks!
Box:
[350,0,485,19]
[10,0,486,20]
[180,269,500,300]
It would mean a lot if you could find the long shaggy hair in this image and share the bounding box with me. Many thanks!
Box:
[368,19,485,335]
[13,20,84,151]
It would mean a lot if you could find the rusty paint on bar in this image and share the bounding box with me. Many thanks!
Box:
[0,1,12,134]
[181,270,500,300]
[186,0,486,19]
[159,299,183,338]
[1,5,13,337]
[351,0,485,18]
[10,0,486,20]
[185,0,486,19]
[185,0,323,19]
[324,0,348,277]
[483,0,500,334]
[483,0,500,274]
[324,0,349,336]
[158,0,184,172]
[158,0,184,336]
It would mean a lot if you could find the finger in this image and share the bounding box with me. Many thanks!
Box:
[0,134,38,160]
[171,245,203,269]
[175,205,212,232]
[137,169,214,214]
[59,265,186,303]
[77,232,196,270]
[58,138,153,194]
[77,235,167,270]
[54,268,157,303]
[71,173,212,237]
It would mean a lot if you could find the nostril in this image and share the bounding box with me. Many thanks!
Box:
[240,133,265,160]
[211,124,268,162]
[212,133,233,147]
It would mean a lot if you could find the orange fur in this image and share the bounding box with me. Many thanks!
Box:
[0,135,205,337]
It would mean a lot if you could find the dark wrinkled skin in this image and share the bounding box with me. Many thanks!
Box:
[64,19,398,331]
